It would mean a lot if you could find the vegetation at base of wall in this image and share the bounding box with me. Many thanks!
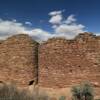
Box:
[59,96,66,100]
[0,82,99,100]
[0,83,49,100]
[71,82,94,100]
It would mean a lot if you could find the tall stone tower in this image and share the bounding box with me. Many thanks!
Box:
[0,34,38,87]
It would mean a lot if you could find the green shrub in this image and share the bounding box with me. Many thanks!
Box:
[82,82,94,100]
[71,82,94,100]
[59,96,66,100]
[72,85,83,100]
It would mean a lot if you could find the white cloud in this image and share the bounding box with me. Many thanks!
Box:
[0,19,52,42]
[25,29,53,42]
[48,10,65,24]
[0,11,88,42]
[49,14,62,24]
[65,14,76,24]
[25,21,32,26]
[0,19,26,39]
[54,24,85,39]
[49,11,86,39]
[52,25,58,29]
[49,10,63,16]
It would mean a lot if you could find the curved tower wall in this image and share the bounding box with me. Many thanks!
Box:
[0,34,38,87]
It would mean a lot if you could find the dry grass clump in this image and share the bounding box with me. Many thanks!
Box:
[0,83,49,100]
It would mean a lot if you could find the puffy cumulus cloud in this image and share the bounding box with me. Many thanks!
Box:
[49,14,62,24]
[48,11,86,39]
[49,10,65,24]
[0,19,26,39]
[25,29,53,42]
[54,24,85,39]
[0,11,87,42]
[65,14,76,24]
[0,19,52,42]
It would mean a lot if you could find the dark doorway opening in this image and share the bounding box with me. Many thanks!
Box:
[29,80,35,85]
[0,81,3,83]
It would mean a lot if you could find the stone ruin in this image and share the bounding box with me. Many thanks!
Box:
[0,34,38,87]
[0,32,100,91]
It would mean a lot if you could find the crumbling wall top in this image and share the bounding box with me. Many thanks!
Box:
[0,34,38,45]
[40,32,98,46]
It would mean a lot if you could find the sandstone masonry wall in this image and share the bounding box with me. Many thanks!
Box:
[38,33,100,88]
[0,32,100,90]
[0,34,38,87]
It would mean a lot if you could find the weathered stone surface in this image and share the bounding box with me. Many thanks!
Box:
[38,32,100,88]
[0,34,38,87]
[0,32,100,94]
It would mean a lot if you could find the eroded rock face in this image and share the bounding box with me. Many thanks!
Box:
[38,33,100,88]
[0,34,39,87]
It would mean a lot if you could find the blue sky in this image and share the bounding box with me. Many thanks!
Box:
[0,0,100,42]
